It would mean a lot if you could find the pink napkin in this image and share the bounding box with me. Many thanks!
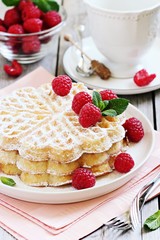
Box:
[0,67,160,240]
[0,67,53,96]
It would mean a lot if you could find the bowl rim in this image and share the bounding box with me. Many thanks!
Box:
[0,6,67,37]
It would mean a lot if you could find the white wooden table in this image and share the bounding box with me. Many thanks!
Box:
[0,1,159,239]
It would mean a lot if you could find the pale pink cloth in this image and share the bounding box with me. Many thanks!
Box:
[0,67,159,240]
[0,67,53,96]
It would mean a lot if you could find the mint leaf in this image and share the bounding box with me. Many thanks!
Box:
[32,0,59,12]
[47,0,59,11]
[103,100,109,107]
[144,210,160,231]
[2,0,20,6]
[98,101,106,111]
[100,100,109,111]
[0,176,16,186]
[92,91,129,116]
[33,0,51,12]
[92,91,102,108]
[107,98,129,115]
[2,0,59,12]
[102,109,117,117]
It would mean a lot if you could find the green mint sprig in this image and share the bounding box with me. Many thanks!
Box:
[32,0,59,12]
[144,210,160,231]
[2,0,20,6]
[92,91,129,117]
[2,0,59,12]
[0,176,16,186]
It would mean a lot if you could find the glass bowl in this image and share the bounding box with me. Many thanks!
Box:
[0,6,67,64]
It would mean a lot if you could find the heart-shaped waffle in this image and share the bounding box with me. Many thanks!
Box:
[0,82,126,186]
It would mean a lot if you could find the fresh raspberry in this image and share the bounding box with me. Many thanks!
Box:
[6,25,23,52]
[40,10,46,20]
[22,36,41,54]
[123,117,144,142]
[8,24,24,34]
[114,153,134,173]
[52,75,72,96]
[0,19,4,25]
[100,89,118,100]
[40,34,51,44]
[79,103,102,128]
[134,69,156,87]
[22,5,41,21]
[72,168,96,190]
[4,8,21,27]
[18,0,34,11]
[0,19,7,32]
[43,11,62,28]
[72,92,92,115]
[23,18,42,33]
[0,25,7,32]
[6,37,20,53]
[4,60,23,77]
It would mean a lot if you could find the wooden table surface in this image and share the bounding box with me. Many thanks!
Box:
[0,0,159,239]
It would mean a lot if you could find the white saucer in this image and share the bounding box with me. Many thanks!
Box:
[63,37,160,95]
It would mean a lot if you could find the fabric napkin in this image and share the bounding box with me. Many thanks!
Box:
[0,148,159,240]
[0,67,160,240]
[0,66,53,96]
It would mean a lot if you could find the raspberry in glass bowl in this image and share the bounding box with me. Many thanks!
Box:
[0,1,67,64]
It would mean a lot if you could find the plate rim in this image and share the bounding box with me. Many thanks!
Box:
[0,104,155,203]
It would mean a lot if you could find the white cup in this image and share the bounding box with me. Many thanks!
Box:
[84,0,160,78]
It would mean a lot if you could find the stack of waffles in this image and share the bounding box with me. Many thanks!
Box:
[0,82,126,186]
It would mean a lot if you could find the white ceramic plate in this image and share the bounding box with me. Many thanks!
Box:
[0,104,155,204]
[63,37,160,95]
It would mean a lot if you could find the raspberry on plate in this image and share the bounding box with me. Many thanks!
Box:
[114,153,134,173]
[44,11,62,28]
[134,69,156,87]
[72,91,92,114]
[23,18,43,33]
[100,89,118,100]
[72,167,96,190]
[79,103,102,128]
[123,117,144,142]
[52,75,72,96]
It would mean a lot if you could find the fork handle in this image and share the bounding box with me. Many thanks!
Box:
[138,173,160,210]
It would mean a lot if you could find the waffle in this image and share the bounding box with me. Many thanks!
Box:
[0,139,126,186]
[0,150,21,175]
[0,82,126,186]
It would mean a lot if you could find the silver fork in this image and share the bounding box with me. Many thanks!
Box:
[80,173,160,240]
[106,173,160,231]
